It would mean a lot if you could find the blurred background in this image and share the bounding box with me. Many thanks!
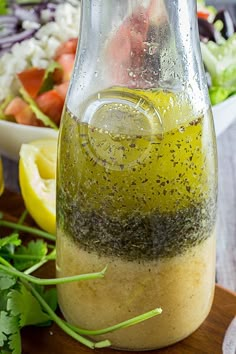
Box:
[209,1,236,17]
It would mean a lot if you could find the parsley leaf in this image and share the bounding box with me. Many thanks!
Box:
[0,271,16,290]
[36,286,58,312]
[13,240,48,271]
[0,234,21,250]
[7,284,51,327]
[0,311,19,347]
[0,290,9,311]
[8,331,21,354]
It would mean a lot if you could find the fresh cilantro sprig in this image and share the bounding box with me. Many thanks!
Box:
[0,211,162,353]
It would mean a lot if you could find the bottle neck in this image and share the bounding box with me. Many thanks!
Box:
[68,0,209,114]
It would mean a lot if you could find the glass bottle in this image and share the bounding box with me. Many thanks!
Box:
[56,0,217,350]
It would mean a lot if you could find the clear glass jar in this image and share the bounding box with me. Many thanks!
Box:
[56,0,217,350]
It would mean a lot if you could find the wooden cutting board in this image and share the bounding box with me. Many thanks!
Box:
[0,190,236,354]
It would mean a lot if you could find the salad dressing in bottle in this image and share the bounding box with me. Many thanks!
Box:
[56,0,217,350]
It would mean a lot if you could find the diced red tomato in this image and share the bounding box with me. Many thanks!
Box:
[36,90,64,125]
[4,97,42,126]
[54,81,69,101]
[17,68,46,98]
[106,7,149,86]
[55,53,75,82]
[54,38,78,59]
[197,10,210,20]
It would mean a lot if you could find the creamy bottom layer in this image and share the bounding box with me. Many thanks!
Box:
[56,231,215,350]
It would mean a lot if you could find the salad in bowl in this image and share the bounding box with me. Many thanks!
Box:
[0,0,236,160]
[0,0,80,159]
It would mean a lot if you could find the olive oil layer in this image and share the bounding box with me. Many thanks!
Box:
[57,89,217,261]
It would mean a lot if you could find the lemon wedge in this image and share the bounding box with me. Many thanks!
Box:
[19,139,57,234]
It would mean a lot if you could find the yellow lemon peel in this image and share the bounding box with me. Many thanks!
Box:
[19,139,57,234]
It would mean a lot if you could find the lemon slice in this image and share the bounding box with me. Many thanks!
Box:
[19,139,57,234]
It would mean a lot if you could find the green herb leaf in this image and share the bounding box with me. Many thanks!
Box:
[13,240,48,271]
[0,271,17,290]
[19,88,59,130]
[7,283,51,327]
[40,61,62,94]
[8,331,21,354]
[0,290,9,311]
[0,234,21,250]
[42,288,58,312]
[0,311,19,347]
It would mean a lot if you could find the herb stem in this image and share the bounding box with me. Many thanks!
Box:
[0,253,56,261]
[24,249,56,275]
[23,280,111,349]
[0,220,55,241]
[17,210,28,226]
[0,255,12,268]
[23,259,48,275]
[66,308,162,336]
[0,264,106,285]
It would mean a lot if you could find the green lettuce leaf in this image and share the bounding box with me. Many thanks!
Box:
[39,61,62,94]
[209,86,236,105]
[19,88,58,130]
[0,0,7,15]
[201,34,236,88]
[0,96,14,121]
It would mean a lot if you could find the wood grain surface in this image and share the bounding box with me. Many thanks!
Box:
[0,190,236,354]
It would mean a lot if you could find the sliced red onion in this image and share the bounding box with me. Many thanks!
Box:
[13,4,40,24]
[0,16,19,25]
[0,29,36,47]
[46,3,58,11]
[34,2,56,14]
[0,28,17,38]
[0,22,18,30]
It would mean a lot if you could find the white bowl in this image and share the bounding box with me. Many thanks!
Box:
[0,96,236,161]
[212,95,236,137]
[0,121,58,161]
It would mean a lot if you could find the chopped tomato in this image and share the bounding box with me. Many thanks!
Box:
[54,38,78,59]
[17,68,46,98]
[54,81,69,101]
[106,7,149,86]
[55,53,75,82]
[4,97,42,126]
[36,90,64,125]
[197,10,210,20]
